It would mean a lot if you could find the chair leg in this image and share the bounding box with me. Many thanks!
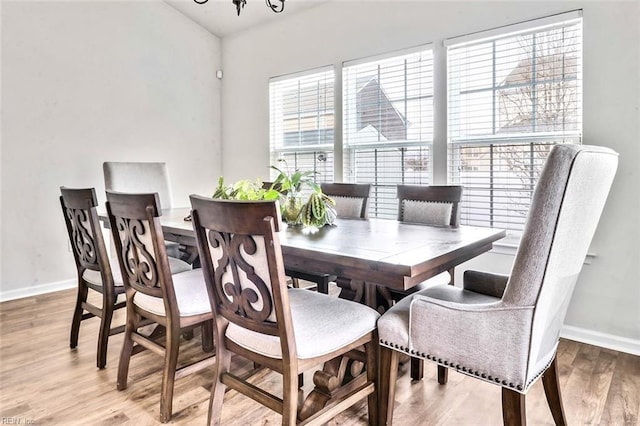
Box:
[117,311,137,391]
[542,357,567,426]
[282,366,299,426]
[202,320,214,353]
[291,277,301,289]
[70,282,88,349]
[208,348,231,426]
[378,346,400,426]
[437,365,448,385]
[160,326,181,423]
[502,387,526,426]
[365,339,378,425]
[96,298,115,369]
[410,357,424,381]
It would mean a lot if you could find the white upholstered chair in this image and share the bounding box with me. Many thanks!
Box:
[103,161,184,260]
[189,195,379,425]
[106,191,214,423]
[378,144,618,425]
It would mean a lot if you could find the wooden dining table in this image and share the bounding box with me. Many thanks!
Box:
[148,207,505,305]
[101,206,505,419]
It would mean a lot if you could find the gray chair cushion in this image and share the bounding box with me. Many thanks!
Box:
[379,284,500,350]
[226,288,380,359]
[133,269,211,317]
[401,200,452,225]
[83,256,191,287]
[83,267,124,287]
[332,196,364,219]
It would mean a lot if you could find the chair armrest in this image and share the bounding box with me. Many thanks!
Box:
[408,295,534,388]
[463,270,509,298]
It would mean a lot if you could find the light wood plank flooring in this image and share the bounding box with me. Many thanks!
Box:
[1,288,638,425]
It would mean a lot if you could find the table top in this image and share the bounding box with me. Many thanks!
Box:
[151,207,506,291]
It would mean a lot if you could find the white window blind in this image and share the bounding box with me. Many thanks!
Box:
[447,12,582,232]
[343,46,434,218]
[269,67,335,182]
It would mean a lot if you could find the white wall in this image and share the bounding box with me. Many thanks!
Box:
[0,1,222,296]
[220,1,640,346]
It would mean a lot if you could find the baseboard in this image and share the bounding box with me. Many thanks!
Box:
[0,279,76,302]
[561,325,640,356]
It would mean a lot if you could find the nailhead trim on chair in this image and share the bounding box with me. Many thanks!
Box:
[380,339,528,392]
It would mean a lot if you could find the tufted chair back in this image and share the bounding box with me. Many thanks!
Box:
[503,144,619,386]
[397,185,463,227]
[321,183,372,219]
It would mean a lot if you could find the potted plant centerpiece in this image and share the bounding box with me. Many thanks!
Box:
[269,162,336,231]
[212,163,336,232]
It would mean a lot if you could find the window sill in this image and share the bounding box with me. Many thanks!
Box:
[490,238,597,264]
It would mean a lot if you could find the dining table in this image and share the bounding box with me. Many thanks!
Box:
[100,206,506,419]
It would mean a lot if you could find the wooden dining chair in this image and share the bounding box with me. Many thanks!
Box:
[106,190,215,423]
[60,187,126,369]
[378,144,618,425]
[286,183,372,293]
[189,195,379,425]
[393,184,463,381]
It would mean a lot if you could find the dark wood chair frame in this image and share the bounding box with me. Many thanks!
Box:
[60,187,126,369]
[106,191,215,423]
[190,196,378,426]
[286,183,372,294]
[395,184,463,382]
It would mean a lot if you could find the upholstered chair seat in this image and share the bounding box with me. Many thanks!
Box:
[379,274,503,364]
[226,288,379,359]
[133,269,212,317]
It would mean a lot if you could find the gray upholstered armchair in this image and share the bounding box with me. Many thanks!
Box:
[378,144,618,425]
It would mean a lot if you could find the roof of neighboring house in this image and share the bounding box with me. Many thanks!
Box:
[357,77,408,141]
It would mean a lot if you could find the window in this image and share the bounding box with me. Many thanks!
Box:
[447,12,582,232]
[343,47,434,218]
[269,67,334,182]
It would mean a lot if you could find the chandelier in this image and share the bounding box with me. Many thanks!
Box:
[193,0,285,16]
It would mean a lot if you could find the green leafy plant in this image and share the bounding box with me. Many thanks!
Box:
[270,162,319,196]
[212,177,280,201]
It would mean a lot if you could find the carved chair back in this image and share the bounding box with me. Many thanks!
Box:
[190,196,294,352]
[397,185,463,227]
[60,187,113,285]
[106,191,177,315]
[320,183,372,219]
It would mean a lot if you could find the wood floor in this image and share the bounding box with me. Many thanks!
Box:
[1,287,638,425]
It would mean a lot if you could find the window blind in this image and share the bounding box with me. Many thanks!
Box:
[269,67,335,183]
[343,46,434,218]
[447,12,582,232]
